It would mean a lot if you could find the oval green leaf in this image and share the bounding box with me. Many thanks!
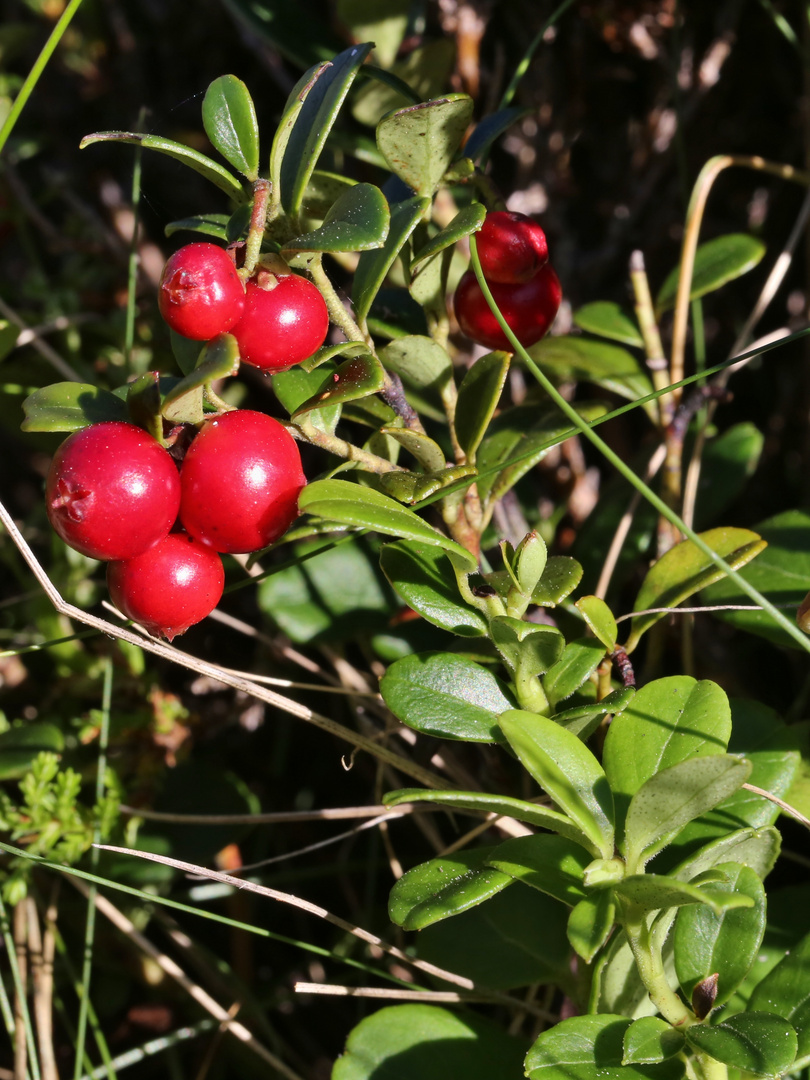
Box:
[389,847,514,930]
[379,335,453,391]
[353,195,431,323]
[576,595,618,652]
[164,213,231,241]
[527,1014,685,1080]
[684,1013,797,1077]
[291,351,385,417]
[622,1017,685,1065]
[527,336,653,406]
[455,351,510,461]
[487,834,591,905]
[554,689,635,740]
[377,94,474,195]
[283,182,390,252]
[202,74,259,180]
[656,233,767,314]
[749,928,810,1067]
[615,871,754,915]
[162,333,240,424]
[22,382,129,432]
[411,204,487,269]
[380,540,488,637]
[543,637,607,708]
[573,302,644,347]
[567,891,617,963]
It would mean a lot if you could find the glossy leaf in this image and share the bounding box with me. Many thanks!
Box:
[623,754,752,870]
[622,1017,685,1065]
[543,637,607,708]
[380,429,446,473]
[590,930,657,1020]
[378,464,476,505]
[291,351,385,417]
[614,871,754,915]
[684,1013,797,1077]
[383,788,592,849]
[379,335,453,391]
[202,75,259,180]
[22,382,128,432]
[625,527,766,650]
[487,834,590,905]
[298,169,357,219]
[527,336,653,406]
[380,652,514,743]
[674,862,766,1007]
[476,403,607,505]
[669,825,781,885]
[80,132,245,202]
[164,213,230,241]
[526,1015,685,1080]
[161,334,240,423]
[533,556,585,607]
[380,541,488,637]
[603,676,732,835]
[278,42,373,219]
[656,233,767,313]
[575,595,617,652]
[389,847,513,930]
[126,371,163,441]
[573,302,644,347]
[272,363,341,433]
[417,884,571,990]
[169,329,204,375]
[298,479,477,570]
[377,94,474,196]
[554,689,635,739]
[463,108,526,162]
[352,38,456,127]
[499,710,614,858]
[283,182,389,252]
[490,618,565,677]
[749,929,810,1067]
[455,352,510,461]
[411,204,487,268]
[703,510,810,649]
[567,891,616,963]
[353,195,430,323]
[332,1003,527,1080]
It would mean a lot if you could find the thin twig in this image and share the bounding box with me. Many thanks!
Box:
[295,983,541,1007]
[743,783,810,831]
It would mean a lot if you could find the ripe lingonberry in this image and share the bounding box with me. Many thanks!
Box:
[179,410,306,554]
[230,269,329,371]
[477,211,549,284]
[158,242,245,340]
[454,263,562,352]
[107,532,225,641]
[46,421,181,561]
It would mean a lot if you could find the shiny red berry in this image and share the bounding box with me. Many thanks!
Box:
[454,263,562,352]
[179,410,306,554]
[477,211,549,284]
[158,243,245,340]
[107,532,225,641]
[230,270,329,371]
[45,421,181,561]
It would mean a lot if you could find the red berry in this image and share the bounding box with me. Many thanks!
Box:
[477,211,549,284]
[107,532,224,641]
[158,243,245,340]
[230,270,329,371]
[454,263,562,352]
[179,410,306,554]
[45,421,181,561]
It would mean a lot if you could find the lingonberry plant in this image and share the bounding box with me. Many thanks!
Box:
[158,241,246,340]
[7,12,810,1080]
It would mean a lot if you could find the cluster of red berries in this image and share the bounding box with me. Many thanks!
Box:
[454,211,562,352]
[46,411,305,640]
[158,242,330,372]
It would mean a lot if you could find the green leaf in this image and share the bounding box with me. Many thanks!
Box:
[603,676,732,836]
[622,1018,685,1065]
[533,557,585,607]
[21,382,128,432]
[283,182,390,252]
[380,429,446,473]
[462,108,526,162]
[125,371,163,441]
[380,540,487,638]
[498,710,614,858]
[411,204,487,269]
[669,825,781,886]
[351,38,456,127]
[626,527,766,650]
[527,336,653,406]
[576,596,618,652]
[272,363,341,433]
[590,931,658,1019]
[490,618,565,677]
[332,1003,527,1080]
[291,351,385,417]
[554,689,635,740]
[702,510,810,649]
[377,94,474,195]
[298,170,357,218]
[674,863,766,1007]
[0,724,65,780]
[623,755,752,870]
[694,422,764,529]
[164,213,231,241]
[685,1013,797,1077]
[161,334,240,424]
[336,0,410,68]
[80,132,245,202]
[567,891,617,963]
[298,479,477,570]
[278,42,373,220]
[379,335,453,391]
[389,847,513,930]
[380,652,514,743]
[455,352,510,462]
[614,871,755,915]
[526,1015,685,1080]
[573,302,644,347]
[202,74,259,180]
[749,929,810,1067]
[543,637,607,708]
[417,884,570,990]
[169,329,204,375]
[353,195,431,324]
[383,788,592,849]
[378,464,477,506]
[476,403,608,505]
[487,834,590,905]
[656,233,767,314]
